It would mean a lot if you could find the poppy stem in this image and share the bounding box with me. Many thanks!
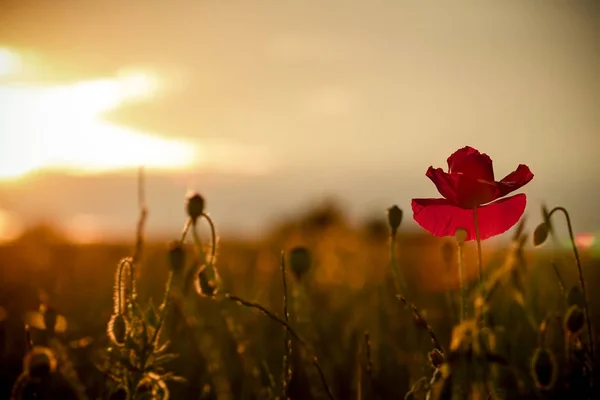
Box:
[472,207,484,285]
[473,207,486,327]
[548,206,595,362]
[457,242,466,321]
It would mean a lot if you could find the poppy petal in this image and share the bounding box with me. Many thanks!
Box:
[411,194,527,241]
[497,164,534,197]
[427,168,499,208]
[447,146,494,181]
[426,167,460,204]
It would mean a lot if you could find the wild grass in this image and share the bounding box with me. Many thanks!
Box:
[0,172,598,399]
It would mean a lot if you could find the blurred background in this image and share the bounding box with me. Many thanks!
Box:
[1,2,600,399]
[0,0,598,244]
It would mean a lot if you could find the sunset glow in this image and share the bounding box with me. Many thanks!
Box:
[0,48,199,180]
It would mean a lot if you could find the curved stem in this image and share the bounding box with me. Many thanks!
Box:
[115,257,133,315]
[202,212,218,266]
[548,206,595,361]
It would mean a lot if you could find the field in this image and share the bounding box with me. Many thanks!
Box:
[0,198,598,400]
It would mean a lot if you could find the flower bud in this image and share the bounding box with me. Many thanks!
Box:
[533,223,550,247]
[289,247,311,281]
[428,348,444,369]
[107,314,128,346]
[387,205,403,235]
[531,347,557,390]
[186,193,205,223]
[454,228,467,245]
[564,305,585,335]
[195,267,220,298]
[168,241,186,273]
[24,346,57,379]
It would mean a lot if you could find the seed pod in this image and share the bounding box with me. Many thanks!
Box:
[531,347,557,390]
[428,348,444,369]
[288,247,311,281]
[533,223,550,247]
[107,314,128,346]
[186,193,205,223]
[564,305,585,335]
[386,205,403,235]
[168,241,186,273]
[24,346,57,379]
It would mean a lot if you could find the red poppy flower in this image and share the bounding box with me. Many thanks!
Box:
[411,146,533,241]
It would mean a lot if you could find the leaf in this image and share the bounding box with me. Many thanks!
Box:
[145,299,159,328]
[152,353,179,367]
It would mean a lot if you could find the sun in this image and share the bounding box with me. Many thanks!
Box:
[0,47,199,181]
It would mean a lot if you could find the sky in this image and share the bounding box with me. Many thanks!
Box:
[0,0,598,242]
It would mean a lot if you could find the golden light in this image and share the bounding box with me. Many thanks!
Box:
[0,208,23,243]
[0,47,22,77]
[0,47,199,181]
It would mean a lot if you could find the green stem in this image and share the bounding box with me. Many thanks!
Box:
[389,232,407,296]
[548,207,595,361]
[472,207,484,286]
[458,243,466,321]
[473,207,486,328]
[151,219,191,346]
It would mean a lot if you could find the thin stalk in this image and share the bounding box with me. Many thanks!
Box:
[225,294,335,400]
[131,166,148,300]
[151,219,192,346]
[458,243,466,321]
[389,232,407,296]
[397,295,444,354]
[281,252,292,399]
[201,212,218,266]
[548,207,595,361]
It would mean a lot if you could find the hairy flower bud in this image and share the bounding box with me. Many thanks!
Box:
[186,193,205,223]
[387,205,403,235]
[195,266,220,298]
[24,346,57,379]
[564,305,585,335]
[289,247,311,281]
[531,347,556,390]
